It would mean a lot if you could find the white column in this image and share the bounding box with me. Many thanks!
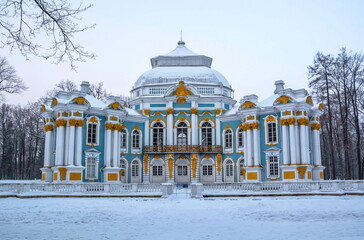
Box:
[246,129,252,166]
[64,124,70,165]
[55,124,65,166]
[216,119,221,145]
[295,124,301,164]
[289,123,297,164]
[191,113,198,145]
[113,129,119,167]
[253,127,260,166]
[300,124,308,164]
[243,130,248,166]
[167,113,173,145]
[313,129,322,166]
[144,120,149,146]
[105,128,112,167]
[282,124,290,165]
[68,124,76,165]
[43,130,51,167]
[75,125,83,166]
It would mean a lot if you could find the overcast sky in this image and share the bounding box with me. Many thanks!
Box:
[3,0,364,105]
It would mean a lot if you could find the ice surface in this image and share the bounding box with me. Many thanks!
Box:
[0,196,363,240]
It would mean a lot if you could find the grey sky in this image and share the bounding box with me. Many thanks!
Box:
[4,0,364,105]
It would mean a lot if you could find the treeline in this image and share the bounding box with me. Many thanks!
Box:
[0,80,130,180]
[309,48,364,180]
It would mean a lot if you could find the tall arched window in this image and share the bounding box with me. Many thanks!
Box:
[120,129,127,149]
[132,130,140,149]
[237,128,244,148]
[152,122,164,146]
[201,122,212,146]
[225,159,233,177]
[224,129,232,148]
[265,116,278,145]
[177,122,188,145]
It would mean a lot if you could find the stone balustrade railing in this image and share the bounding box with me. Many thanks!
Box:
[0,183,162,195]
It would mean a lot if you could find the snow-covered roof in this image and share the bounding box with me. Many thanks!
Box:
[134,66,230,88]
[161,41,198,57]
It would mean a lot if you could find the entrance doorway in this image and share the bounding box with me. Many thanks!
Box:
[175,158,190,184]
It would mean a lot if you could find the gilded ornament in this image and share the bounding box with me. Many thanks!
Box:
[59,168,67,181]
[280,119,288,126]
[191,154,198,178]
[143,109,151,115]
[282,110,291,116]
[297,166,307,179]
[143,154,149,173]
[214,109,221,115]
[113,124,122,131]
[216,154,222,174]
[297,118,309,126]
[306,96,313,105]
[222,109,227,113]
[176,96,187,103]
[179,117,186,121]
[166,108,174,115]
[55,119,67,127]
[251,122,259,129]
[318,103,324,111]
[40,105,46,113]
[168,154,174,179]
[105,123,114,130]
[240,168,246,177]
[174,81,192,98]
[266,115,276,122]
[77,120,84,126]
[68,119,77,126]
[74,112,82,117]
[110,116,118,121]
[190,108,198,115]
[274,95,293,105]
[71,97,89,106]
[287,118,296,125]
[89,116,98,123]
[62,112,68,117]
[311,123,321,130]
[44,124,54,132]
[51,98,58,107]
[223,124,232,130]
[247,115,255,120]
[239,101,256,110]
[108,102,124,110]
[296,111,302,116]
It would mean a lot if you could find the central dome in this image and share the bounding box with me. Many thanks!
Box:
[133,41,231,89]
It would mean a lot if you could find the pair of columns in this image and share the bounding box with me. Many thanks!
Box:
[242,121,260,167]
[281,117,321,166]
[54,118,84,167]
[104,122,123,168]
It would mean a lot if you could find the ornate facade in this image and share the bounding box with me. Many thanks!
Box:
[40,41,325,183]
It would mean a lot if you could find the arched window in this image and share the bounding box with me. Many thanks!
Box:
[152,122,164,146]
[131,160,139,177]
[119,158,127,177]
[201,122,212,146]
[177,122,188,145]
[268,156,279,178]
[120,129,127,149]
[224,129,232,148]
[132,130,140,149]
[237,128,244,148]
[225,159,233,177]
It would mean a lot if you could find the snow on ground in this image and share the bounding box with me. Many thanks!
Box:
[0,195,363,240]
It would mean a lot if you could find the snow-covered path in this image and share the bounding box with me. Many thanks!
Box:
[0,196,363,240]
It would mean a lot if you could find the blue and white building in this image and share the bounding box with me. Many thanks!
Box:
[40,41,325,183]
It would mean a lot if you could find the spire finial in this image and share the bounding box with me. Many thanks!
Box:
[178,31,185,46]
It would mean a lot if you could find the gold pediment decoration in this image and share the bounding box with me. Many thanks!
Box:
[224,124,232,130]
[176,96,187,104]
[175,81,192,98]
[110,116,118,121]
[247,115,255,120]
[71,97,90,106]
[239,101,256,110]
[274,95,293,105]
[51,98,58,107]
[266,115,276,122]
[143,109,150,115]
[89,116,98,123]
[214,109,221,115]
[108,102,124,110]
[203,154,211,159]
[74,111,82,117]
[133,125,140,130]
[282,110,291,116]
[306,96,313,105]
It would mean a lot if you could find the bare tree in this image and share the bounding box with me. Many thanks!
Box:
[89,82,109,102]
[0,0,95,68]
[0,57,27,101]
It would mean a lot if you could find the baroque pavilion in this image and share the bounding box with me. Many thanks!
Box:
[40,41,325,183]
